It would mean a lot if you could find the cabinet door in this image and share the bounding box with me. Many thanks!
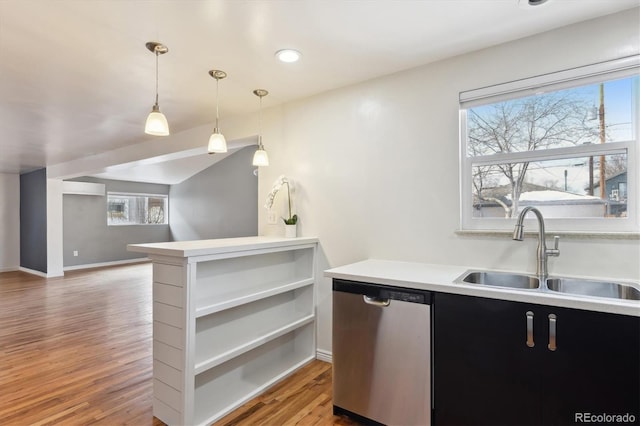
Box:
[433,293,542,426]
[541,307,640,425]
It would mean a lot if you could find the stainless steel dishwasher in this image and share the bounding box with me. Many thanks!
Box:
[332,279,431,426]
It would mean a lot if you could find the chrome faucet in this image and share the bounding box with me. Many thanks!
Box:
[513,207,560,283]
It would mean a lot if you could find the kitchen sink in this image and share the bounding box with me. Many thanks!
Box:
[458,271,540,290]
[456,270,640,302]
[547,277,640,301]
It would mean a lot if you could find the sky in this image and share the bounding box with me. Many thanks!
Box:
[468,75,637,198]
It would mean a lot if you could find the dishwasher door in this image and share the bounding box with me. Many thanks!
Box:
[332,279,431,426]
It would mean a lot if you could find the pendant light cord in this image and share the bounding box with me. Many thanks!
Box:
[215,79,220,128]
[258,95,263,147]
[154,51,159,106]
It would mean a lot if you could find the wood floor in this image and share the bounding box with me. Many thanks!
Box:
[215,360,356,426]
[0,264,358,426]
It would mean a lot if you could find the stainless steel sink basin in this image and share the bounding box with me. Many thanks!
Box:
[456,270,640,302]
[458,271,540,290]
[547,277,640,301]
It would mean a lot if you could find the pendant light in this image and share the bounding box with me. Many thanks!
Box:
[144,42,170,136]
[208,70,228,153]
[252,89,269,166]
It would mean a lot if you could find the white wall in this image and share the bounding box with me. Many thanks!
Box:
[46,178,64,277]
[253,10,640,354]
[0,173,20,271]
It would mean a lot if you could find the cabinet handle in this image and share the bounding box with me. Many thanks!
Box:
[526,311,535,348]
[548,314,557,351]
[363,295,390,307]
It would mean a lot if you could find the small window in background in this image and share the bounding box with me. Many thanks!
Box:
[107,193,168,225]
[460,57,638,233]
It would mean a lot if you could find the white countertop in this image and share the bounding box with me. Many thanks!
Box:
[325,259,640,317]
[128,236,318,258]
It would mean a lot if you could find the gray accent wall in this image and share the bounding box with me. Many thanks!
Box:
[170,147,258,241]
[20,168,47,273]
[63,177,170,267]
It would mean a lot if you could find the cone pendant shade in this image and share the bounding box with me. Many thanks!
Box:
[208,131,227,153]
[252,147,269,166]
[145,105,169,136]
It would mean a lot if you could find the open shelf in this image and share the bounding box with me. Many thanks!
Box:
[195,247,314,312]
[193,323,315,426]
[194,314,314,375]
[195,278,313,318]
[195,285,314,374]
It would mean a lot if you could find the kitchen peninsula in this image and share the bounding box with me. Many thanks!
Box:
[128,236,318,426]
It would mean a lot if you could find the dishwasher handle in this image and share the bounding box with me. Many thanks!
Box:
[363,295,391,307]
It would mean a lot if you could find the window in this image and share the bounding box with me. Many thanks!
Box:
[460,56,639,233]
[107,192,168,225]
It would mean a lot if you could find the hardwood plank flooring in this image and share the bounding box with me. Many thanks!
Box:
[215,360,357,426]
[0,264,358,426]
[0,264,160,426]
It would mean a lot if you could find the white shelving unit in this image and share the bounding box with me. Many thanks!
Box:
[129,237,318,426]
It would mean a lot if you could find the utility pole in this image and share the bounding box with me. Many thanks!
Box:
[588,157,594,195]
[598,83,606,200]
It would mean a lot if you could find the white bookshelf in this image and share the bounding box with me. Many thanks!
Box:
[193,323,315,426]
[128,237,318,426]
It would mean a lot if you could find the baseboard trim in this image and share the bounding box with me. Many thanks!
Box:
[0,266,19,273]
[316,349,332,363]
[63,257,150,272]
[18,267,49,278]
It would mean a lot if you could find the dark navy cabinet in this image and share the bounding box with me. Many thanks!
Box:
[432,292,639,426]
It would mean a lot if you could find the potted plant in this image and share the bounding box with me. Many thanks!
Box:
[265,175,298,237]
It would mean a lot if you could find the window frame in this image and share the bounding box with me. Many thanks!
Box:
[107,192,169,226]
[459,56,639,234]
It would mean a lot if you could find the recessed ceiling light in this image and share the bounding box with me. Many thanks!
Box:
[275,49,302,63]
[518,0,549,7]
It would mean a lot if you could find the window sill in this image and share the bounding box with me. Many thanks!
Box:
[107,223,169,227]
[455,229,640,240]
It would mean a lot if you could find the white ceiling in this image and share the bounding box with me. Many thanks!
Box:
[1,0,638,179]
